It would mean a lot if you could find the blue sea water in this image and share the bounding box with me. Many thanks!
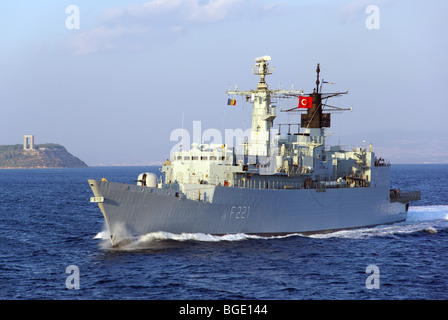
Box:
[0,164,447,302]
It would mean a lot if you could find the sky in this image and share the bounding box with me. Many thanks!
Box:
[0,0,447,165]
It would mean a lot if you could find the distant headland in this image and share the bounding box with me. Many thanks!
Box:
[0,135,87,169]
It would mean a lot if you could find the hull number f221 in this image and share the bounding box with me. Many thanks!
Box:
[229,205,251,219]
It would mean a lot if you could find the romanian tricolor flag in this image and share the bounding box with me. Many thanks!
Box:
[227,98,236,106]
[323,80,335,84]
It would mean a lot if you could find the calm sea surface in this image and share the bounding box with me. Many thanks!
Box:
[0,164,447,303]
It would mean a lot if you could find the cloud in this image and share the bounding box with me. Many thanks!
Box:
[68,0,285,55]
[102,0,252,23]
[186,0,252,22]
[71,26,124,55]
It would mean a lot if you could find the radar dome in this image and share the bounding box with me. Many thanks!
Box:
[137,172,157,188]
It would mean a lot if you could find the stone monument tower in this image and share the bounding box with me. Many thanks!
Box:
[24,135,34,151]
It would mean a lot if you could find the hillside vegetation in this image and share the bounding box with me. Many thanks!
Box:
[0,144,88,168]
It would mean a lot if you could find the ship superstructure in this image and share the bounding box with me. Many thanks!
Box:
[161,56,379,197]
[89,56,420,245]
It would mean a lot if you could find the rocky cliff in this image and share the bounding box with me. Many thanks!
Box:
[0,144,88,168]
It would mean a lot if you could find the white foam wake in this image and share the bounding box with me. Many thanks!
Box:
[94,229,271,250]
[138,231,264,242]
[309,205,448,239]
[407,205,448,222]
[94,230,110,240]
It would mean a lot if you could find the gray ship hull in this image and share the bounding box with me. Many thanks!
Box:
[88,175,408,245]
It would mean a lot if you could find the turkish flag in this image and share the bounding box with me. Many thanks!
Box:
[298,96,313,108]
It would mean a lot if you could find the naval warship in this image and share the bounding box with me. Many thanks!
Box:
[89,56,420,245]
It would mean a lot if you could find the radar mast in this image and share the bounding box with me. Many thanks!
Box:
[227,56,302,157]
